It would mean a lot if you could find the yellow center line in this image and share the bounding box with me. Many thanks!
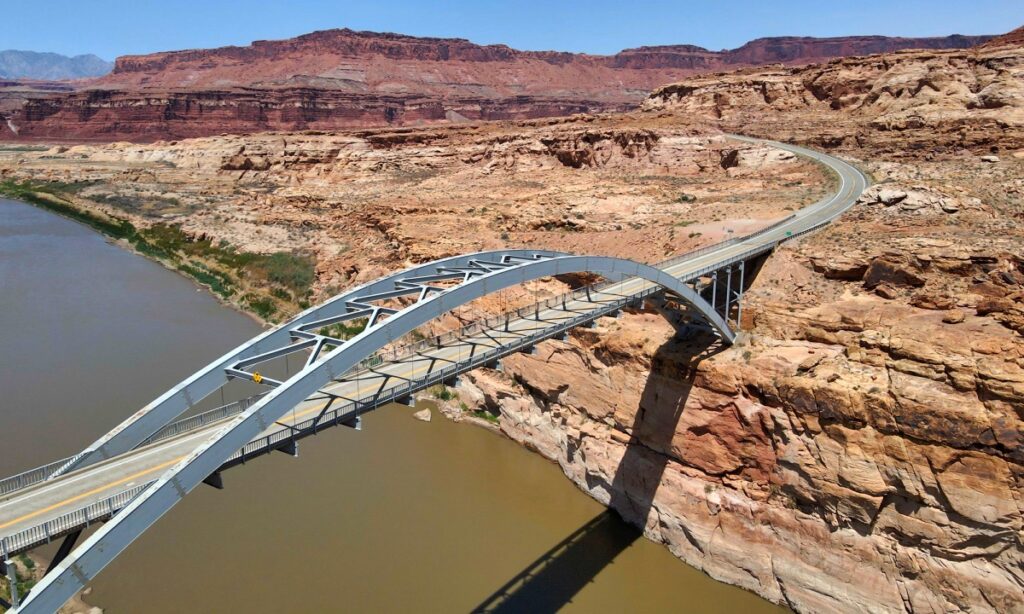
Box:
[0,457,183,531]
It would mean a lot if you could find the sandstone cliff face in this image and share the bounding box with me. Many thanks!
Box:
[6,88,612,141]
[433,43,1023,613]
[448,176,1024,611]
[0,28,991,141]
[97,29,991,91]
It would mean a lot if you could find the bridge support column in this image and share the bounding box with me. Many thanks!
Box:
[46,530,83,575]
[341,415,362,431]
[203,471,225,490]
[736,262,745,327]
[725,266,733,321]
[3,559,18,608]
[711,272,718,312]
[277,440,298,457]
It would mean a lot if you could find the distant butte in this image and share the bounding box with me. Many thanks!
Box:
[0,28,995,141]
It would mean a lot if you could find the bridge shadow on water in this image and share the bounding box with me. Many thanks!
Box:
[472,327,725,613]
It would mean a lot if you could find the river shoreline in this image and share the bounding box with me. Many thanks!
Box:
[0,180,313,327]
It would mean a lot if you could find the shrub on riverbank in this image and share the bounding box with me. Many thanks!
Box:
[0,179,316,323]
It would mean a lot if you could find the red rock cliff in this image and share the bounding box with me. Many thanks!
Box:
[0,28,994,141]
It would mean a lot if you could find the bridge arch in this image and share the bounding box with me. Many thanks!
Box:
[11,136,869,613]
[17,252,730,612]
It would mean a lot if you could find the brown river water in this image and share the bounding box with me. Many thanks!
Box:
[0,198,783,612]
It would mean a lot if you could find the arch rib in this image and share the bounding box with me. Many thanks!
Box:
[16,254,729,612]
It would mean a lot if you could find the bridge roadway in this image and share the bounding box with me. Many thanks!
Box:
[0,136,867,610]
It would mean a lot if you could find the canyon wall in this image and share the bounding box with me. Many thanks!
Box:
[0,28,992,141]
[8,89,612,141]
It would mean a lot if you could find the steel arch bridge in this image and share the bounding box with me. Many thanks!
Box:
[0,137,868,612]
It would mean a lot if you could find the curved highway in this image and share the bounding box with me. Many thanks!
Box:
[4,136,867,612]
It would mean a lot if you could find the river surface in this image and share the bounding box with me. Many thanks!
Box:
[0,197,783,612]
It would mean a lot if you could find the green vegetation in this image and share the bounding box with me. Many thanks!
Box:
[472,409,500,425]
[429,384,456,401]
[243,293,277,319]
[0,179,317,322]
[318,318,368,341]
[0,144,49,152]
[1,179,136,239]
[257,252,315,293]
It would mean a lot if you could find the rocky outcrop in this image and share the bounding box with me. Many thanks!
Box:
[3,31,1022,610]
[644,44,1024,154]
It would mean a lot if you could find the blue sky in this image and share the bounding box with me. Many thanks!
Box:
[5,0,1022,60]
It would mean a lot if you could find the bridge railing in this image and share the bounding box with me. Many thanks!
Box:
[0,236,815,557]
[0,277,679,557]
[0,457,77,497]
[0,481,155,558]
[0,394,270,498]
[139,392,269,446]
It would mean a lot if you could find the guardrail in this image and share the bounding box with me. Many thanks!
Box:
[1,482,154,558]
[140,393,269,446]
[0,457,76,497]
[0,280,677,558]
[0,394,270,498]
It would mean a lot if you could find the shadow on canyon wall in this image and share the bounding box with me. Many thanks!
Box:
[472,327,725,613]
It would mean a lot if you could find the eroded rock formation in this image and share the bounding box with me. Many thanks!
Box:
[644,45,1024,154]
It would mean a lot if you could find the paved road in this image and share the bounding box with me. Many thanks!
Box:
[0,136,867,557]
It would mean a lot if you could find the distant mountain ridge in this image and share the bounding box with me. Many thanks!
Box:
[0,50,112,80]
